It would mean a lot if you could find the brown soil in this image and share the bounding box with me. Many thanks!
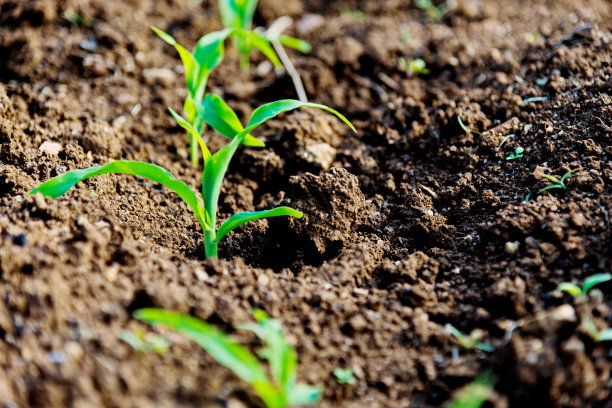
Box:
[1,0,611,407]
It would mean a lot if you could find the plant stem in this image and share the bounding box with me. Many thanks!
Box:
[273,40,308,102]
[190,135,199,166]
[204,229,218,259]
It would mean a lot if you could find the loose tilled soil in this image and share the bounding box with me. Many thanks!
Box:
[1,0,611,407]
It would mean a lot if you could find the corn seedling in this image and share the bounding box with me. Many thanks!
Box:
[445,324,494,352]
[119,327,171,355]
[135,308,321,408]
[445,371,495,408]
[556,273,612,298]
[333,368,356,385]
[505,146,524,160]
[30,96,353,258]
[398,57,430,76]
[538,168,581,194]
[582,317,612,343]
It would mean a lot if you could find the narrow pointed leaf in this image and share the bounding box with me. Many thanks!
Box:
[168,108,212,162]
[560,168,581,184]
[556,282,581,297]
[287,384,323,406]
[215,207,302,243]
[200,94,264,147]
[278,35,312,53]
[29,161,206,231]
[251,381,285,408]
[582,273,612,294]
[540,174,561,184]
[219,0,242,28]
[151,26,198,96]
[246,31,281,67]
[193,28,237,101]
[538,184,563,193]
[135,308,268,383]
[245,99,355,135]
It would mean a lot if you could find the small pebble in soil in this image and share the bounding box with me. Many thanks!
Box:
[504,240,520,255]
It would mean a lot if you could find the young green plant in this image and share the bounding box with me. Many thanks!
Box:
[556,273,612,298]
[30,97,353,259]
[414,0,456,21]
[582,317,612,343]
[445,371,495,408]
[398,57,430,76]
[135,308,321,408]
[505,146,524,160]
[538,168,581,194]
[445,324,494,352]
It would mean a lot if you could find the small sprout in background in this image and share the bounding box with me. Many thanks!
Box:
[339,7,365,23]
[30,96,354,259]
[135,308,322,408]
[525,189,532,202]
[525,31,540,45]
[457,116,482,136]
[398,57,430,76]
[333,368,356,385]
[556,273,612,298]
[505,146,524,160]
[582,317,612,343]
[63,10,94,27]
[445,324,494,353]
[445,371,496,408]
[538,168,581,194]
[118,327,171,355]
[414,0,456,21]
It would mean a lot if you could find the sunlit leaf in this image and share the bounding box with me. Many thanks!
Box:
[215,207,302,243]
[582,273,612,294]
[200,94,264,147]
[246,31,281,67]
[168,108,212,162]
[29,161,206,231]
[151,26,199,97]
[446,372,495,408]
[135,308,268,384]
[278,35,312,53]
[287,384,323,406]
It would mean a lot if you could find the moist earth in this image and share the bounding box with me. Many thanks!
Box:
[0,0,611,407]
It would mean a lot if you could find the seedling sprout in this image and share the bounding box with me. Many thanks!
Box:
[538,168,581,194]
[119,327,171,355]
[445,371,495,408]
[135,308,322,408]
[398,57,430,76]
[333,368,356,385]
[556,273,612,298]
[445,324,494,352]
[414,0,456,21]
[582,317,612,343]
[30,96,354,259]
[505,146,524,160]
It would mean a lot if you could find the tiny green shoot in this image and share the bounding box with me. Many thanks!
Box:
[119,327,171,355]
[414,0,456,21]
[30,96,354,259]
[339,7,365,23]
[398,57,430,76]
[445,371,495,408]
[556,273,612,298]
[457,116,482,136]
[445,324,494,352]
[333,368,356,385]
[582,317,612,343]
[135,308,322,408]
[538,168,581,194]
[505,146,524,160]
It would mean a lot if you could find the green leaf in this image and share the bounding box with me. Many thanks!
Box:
[168,108,212,162]
[446,372,495,408]
[192,28,236,101]
[286,383,323,406]
[540,174,561,185]
[278,35,312,53]
[214,207,302,243]
[219,0,243,28]
[582,273,612,294]
[29,161,207,231]
[251,381,285,408]
[245,99,355,135]
[135,308,268,384]
[151,26,199,97]
[560,168,581,185]
[333,368,356,385]
[245,31,281,67]
[597,328,612,342]
[200,94,264,147]
[556,282,582,297]
[538,184,563,193]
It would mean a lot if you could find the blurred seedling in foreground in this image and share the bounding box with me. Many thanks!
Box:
[398,57,430,76]
[135,308,322,408]
[556,273,612,298]
[445,324,494,353]
[119,327,171,355]
[445,371,496,408]
[30,96,353,259]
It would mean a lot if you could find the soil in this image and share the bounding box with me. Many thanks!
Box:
[1,0,611,407]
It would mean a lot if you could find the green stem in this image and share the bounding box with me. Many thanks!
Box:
[190,134,199,166]
[204,229,218,259]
